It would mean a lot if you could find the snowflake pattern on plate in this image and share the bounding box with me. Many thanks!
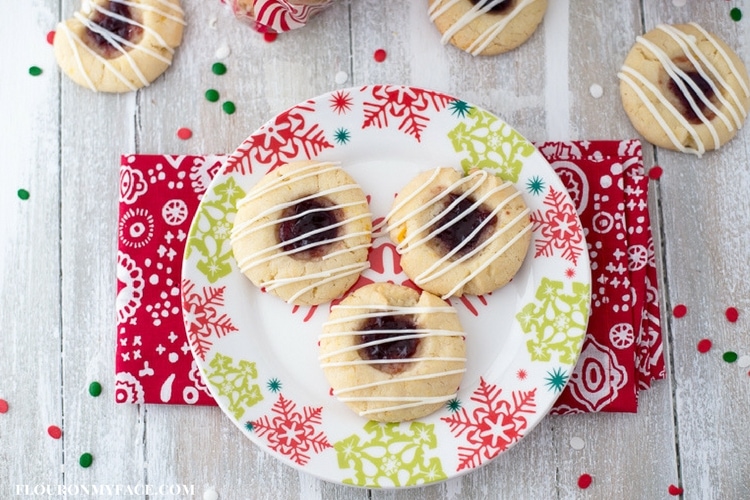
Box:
[205,352,263,420]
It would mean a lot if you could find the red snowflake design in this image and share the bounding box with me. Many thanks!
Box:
[441,378,536,471]
[329,90,353,115]
[181,279,239,361]
[529,186,584,265]
[251,393,332,466]
[361,85,454,142]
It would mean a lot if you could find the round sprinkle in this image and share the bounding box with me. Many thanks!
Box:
[79,453,94,468]
[697,338,712,353]
[46,31,56,45]
[264,32,278,43]
[47,425,63,439]
[88,381,102,397]
[29,66,43,76]
[0,399,8,414]
[222,101,236,115]
[731,8,743,22]
[211,62,227,75]
[215,42,230,59]
[668,484,684,496]
[335,71,348,85]
[589,83,603,98]
[648,166,663,180]
[737,355,750,368]
[203,488,219,500]
[577,473,593,489]
[18,189,30,200]
[673,304,687,318]
[725,306,739,323]
[205,89,220,102]
[373,48,387,63]
[723,351,738,363]
[177,127,193,140]
[569,436,585,450]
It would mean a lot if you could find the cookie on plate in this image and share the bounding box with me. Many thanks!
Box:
[53,0,185,93]
[231,160,372,306]
[384,167,531,299]
[618,23,750,156]
[319,282,466,422]
[427,0,548,56]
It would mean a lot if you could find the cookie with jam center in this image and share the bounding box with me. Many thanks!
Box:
[231,160,372,306]
[618,23,750,156]
[427,0,548,56]
[319,282,466,422]
[385,167,531,299]
[53,0,185,92]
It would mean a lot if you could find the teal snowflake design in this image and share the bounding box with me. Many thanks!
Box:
[334,127,351,145]
[544,367,568,393]
[526,175,546,195]
[267,378,282,393]
[244,421,254,432]
[446,398,462,413]
[449,100,472,118]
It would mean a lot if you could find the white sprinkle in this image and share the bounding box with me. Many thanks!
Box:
[672,0,686,6]
[589,83,603,99]
[203,487,219,500]
[738,355,750,368]
[209,16,218,29]
[570,436,586,450]
[335,71,348,85]
[215,42,231,60]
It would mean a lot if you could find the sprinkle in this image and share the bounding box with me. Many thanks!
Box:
[738,355,750,368]
[668,484,684,496]
[577,473,593,489]
[373,48,387,63]
[79,453,94,468]
[176,127,193,140]
[723,351,738,363]
[88,381,102,397]
[697,338,712,353]
[589,83,603,98]
[29,66,43,76]
[672,304,687,318]
[264,32,278,43]
[212,62,227,76]
[47,425,62,439]
[203,488,219,500]
[222,101,236,115]
[215,42,231,59]
[725,307,739,323]
[569,436,585,450]
[731,8,743,22]
[0,399,8,414]
[205,89,220,102]
[18,189,30,200]
[648,166,663,180]
[335,71,348,85]
[46,31,56,45]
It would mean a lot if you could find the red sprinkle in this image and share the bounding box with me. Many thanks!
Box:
[673,304,687,318]
[648,166,663,180]
[668,484,684,496]
[176,127,192,140]
[373,48,387,63]
[577,473,593,489]
[46,30,56,45]
[725,306,739,323]
[0,399,8,414]
[697,338,712,353]
[47,425,62,439]
[264,32,277,43]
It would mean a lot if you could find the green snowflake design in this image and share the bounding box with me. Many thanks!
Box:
[449,99,472,118]
[447,107,536,183]
[446,398,462,413]
[267,378,282,393]
[516,278,590,366]
[544,367,568,393]
[205,352,263,420]
[526,175,546,195]
[333,127,351,144]
[334,420,446,487]
[185,176,246,283]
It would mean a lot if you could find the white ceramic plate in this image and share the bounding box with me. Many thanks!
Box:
[182,85,591,488]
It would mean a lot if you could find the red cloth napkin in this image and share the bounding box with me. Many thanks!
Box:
[114,140,664,410]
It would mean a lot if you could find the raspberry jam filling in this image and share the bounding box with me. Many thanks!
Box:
[431,193,496,257]
[667,69,716,124]
[470,0,514,14]
[86,1,144,58]
[278,197,340,259]
[359,315,419,375]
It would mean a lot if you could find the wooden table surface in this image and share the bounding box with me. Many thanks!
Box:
[2,1,750,499]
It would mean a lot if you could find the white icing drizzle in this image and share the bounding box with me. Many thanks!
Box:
[60,0,184,92]
[617,23,748,156]
[381,168,531,299]
[231,161,372,304]
[320,304,464,417]
[428,0,535,56]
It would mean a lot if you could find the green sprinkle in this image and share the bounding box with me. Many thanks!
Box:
[29,66,43,76]
[723,351,739,363]
[79,453,93,468]
[88,381,102,397]
[222,101,236,115]
[731,8,743,22]
[17,189,30,200]
[211,62,227,75]
[205,89,220,102]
